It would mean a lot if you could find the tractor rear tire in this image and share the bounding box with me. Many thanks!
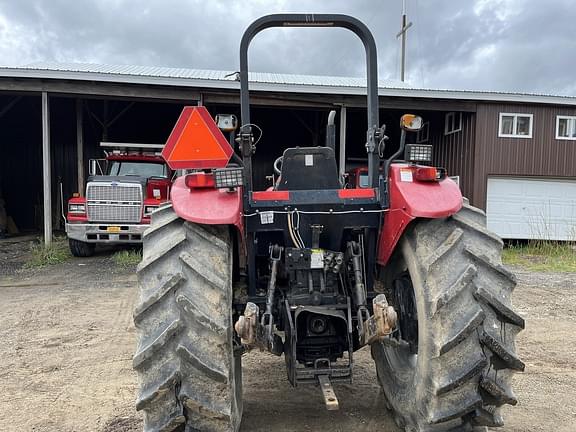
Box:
[69,238,95,257]
[372,202,524,431]
[133,204,242,432]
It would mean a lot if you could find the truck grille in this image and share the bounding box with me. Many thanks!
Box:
[86,182,143,223]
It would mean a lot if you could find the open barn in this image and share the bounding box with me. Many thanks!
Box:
[0,63,575,242]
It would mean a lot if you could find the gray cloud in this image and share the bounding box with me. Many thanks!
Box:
[0,0,574,95]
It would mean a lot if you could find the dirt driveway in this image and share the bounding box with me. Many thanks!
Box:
[0,243,575,432]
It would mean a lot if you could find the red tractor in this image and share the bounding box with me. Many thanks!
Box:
[65,142,172,257]
[133,14,524,432]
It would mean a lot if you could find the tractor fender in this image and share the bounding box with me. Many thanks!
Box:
[377,164,462,266]
[170,176,244,232]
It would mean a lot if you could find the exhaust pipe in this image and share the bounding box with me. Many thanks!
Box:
[325,110,336,151]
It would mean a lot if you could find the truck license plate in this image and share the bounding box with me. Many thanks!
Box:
[107,226,121,233]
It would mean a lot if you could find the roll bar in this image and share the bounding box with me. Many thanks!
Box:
[239,14,381,190]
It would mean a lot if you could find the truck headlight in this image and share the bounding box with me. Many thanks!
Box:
[144,205,158,216]
[68,203,86,214]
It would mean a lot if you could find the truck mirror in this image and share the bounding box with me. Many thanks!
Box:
[89,159,97,176]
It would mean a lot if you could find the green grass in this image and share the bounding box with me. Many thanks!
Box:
[503,241,576,272]
[25,237,71,268]
[112,248,142,268]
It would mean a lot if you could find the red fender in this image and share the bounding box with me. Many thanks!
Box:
[170,176,244,233]
[377,164,463,266]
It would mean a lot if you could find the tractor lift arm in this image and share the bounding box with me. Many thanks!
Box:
[262,245,283,354]
[235,245,284,356]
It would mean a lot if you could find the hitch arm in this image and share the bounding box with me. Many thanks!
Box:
[347,241,367,309]
[347,240,372,339]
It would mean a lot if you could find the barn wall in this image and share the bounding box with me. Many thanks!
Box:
[473,103,576,209]
[429,110,477,203]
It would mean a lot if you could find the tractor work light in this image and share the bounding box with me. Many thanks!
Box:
[214,167,244,189]
[215,114,238,132]
[405,144,433,163]
[68,203,86,214]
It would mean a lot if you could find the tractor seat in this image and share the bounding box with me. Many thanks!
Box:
[276,147,340,191]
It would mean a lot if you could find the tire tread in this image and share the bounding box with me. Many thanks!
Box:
[133,204,241,432]
[372,203,523,431]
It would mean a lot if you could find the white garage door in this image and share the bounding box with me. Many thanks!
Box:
[486,177,576,240]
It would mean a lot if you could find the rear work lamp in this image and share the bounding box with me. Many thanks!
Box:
[413,166,446,181]
[405,144,433,163]
[185,172,215,189]
[214,167,244,189]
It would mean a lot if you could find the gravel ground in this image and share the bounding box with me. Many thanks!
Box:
[0,239,575,431]
[0,234,35,276]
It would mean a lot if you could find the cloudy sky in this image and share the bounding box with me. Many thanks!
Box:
[0,0,574,95]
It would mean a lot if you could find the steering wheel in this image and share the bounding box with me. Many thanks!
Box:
[273,156,283,176]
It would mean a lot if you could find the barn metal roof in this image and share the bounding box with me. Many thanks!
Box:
[1,61,576,106]
[8,61,411,88]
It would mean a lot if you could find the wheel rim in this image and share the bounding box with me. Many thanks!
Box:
[393,273,418,354]
[381,264,419,383]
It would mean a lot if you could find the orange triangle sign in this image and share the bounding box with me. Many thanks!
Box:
[162,106,234,169]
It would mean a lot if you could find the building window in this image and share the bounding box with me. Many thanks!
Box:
[498,113,533,138]
[416,122,429,143]
[556,115,576,140]
[444,112,462,135]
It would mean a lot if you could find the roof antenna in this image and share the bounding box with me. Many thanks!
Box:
[396,0,413,82]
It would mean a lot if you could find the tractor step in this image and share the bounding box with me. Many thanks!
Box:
[318,375,339,411]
